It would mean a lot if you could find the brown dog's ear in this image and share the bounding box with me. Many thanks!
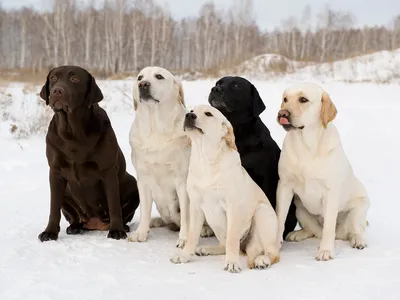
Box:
[87,74,103,107]
[320,91,337,128]
[39,69,54,105]
[223,120,237,151]
[175,79,185,107]
[251,83,266,116]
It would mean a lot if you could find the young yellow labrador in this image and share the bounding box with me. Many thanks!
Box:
[170,105,280,273]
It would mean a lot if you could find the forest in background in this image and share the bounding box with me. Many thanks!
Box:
[0,0,400,77]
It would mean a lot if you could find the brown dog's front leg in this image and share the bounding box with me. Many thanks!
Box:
[38,169,66,242]
[103,168,126,240]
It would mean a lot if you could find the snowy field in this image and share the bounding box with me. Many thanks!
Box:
[1,78,400,300]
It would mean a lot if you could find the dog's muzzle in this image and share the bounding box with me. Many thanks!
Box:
[184,112,200,132]
[138,80,154,101]
[277,109,304,131]
[208,95,230,112]
[49,86,67,111]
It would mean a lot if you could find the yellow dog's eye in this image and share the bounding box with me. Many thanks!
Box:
[155,74,164,80]
[138,75,143,81]
[283,97,288,103]
[205,112,213,117]
[299,97,309,103]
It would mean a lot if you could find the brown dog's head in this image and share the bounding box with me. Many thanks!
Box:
[39,66,103,112]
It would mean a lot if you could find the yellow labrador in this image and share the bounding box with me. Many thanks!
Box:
[276,82,370,261]
[128,66,212,248]
[170,105,280,273]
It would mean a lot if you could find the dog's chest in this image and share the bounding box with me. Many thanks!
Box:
[133,135,190,175]
[59,159,101,184]
[283,155,327,215]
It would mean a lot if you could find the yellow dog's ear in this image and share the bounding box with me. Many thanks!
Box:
[133,82,138,111]
[223,120,237,151]
[175,79,185,107]
[320,91,337,128]
[133,95,138,111]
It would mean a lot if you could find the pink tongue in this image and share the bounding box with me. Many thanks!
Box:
[279,117,289,125]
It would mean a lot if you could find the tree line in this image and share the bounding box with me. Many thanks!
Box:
[0,0,399,76]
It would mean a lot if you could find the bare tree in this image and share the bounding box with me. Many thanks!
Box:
[0,0,399,75]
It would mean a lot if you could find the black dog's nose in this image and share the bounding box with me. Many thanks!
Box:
[211,86,222,93]
[138,81,150,89]
[278,109,290,118]
[185,112,197,120]
[52,87,64,95]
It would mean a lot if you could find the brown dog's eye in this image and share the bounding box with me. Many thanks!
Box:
[299,97,309,103]
[70,75,79,82]
[204,112,213,117]
[50,75,57,82]
[155,74,164,80]
[138,75,143,81]
[283,97,288,103]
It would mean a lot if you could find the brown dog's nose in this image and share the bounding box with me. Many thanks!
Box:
[52,87,64,95]
[278,109,290,118]
[185,112,197,120]
[138,81,150,89]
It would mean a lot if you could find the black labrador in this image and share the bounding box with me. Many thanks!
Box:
[208,76,297,238]
[38,65,140,242]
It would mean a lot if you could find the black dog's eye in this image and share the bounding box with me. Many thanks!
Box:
[232,83,239,88]
[155,74,164,80]
[299,97,309,103]
[283,97,288,103]
[204,112,213,117]
[70,75,79,83]
[50,75,57,82]
[138,75,143,81]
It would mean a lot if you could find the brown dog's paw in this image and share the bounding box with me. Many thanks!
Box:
[66,223,85,235]
[107,229,127,240]
[38,231,58,242]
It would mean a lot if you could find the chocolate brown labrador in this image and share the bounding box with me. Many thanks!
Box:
[38,65,140,242]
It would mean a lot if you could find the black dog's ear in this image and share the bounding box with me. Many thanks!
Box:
[251,84,266,116]
[39,70,54,105]
[86,73,103,107]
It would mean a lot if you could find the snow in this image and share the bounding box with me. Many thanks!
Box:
[234,49,400,84]
[1,77,400,299]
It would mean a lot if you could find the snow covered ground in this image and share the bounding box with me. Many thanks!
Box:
[232,49,400,84]
[1,78,400,300]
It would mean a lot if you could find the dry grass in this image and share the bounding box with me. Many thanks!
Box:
[0,68,50,84]
[0,84,53,139]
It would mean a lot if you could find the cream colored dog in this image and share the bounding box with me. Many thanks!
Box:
[170,105,280,273]
[276,82,370,261]
[128,66,212,248]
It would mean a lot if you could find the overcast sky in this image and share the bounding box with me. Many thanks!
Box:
[1,0,399,30]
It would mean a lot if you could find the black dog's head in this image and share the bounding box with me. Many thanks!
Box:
[208,76,266,119]
[39,65,103,112]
